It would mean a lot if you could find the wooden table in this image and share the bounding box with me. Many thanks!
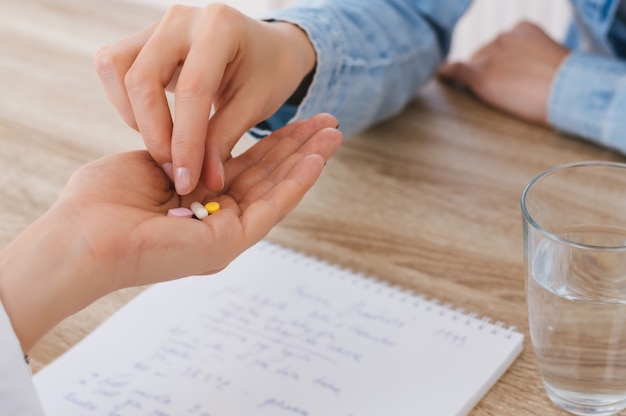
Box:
[2,0,625,414]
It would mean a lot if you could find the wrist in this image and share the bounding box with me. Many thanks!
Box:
[0,210,107,352]
[267,21,317,88]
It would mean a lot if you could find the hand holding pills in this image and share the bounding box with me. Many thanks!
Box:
[0,114,341,352]
[94,4,317,195]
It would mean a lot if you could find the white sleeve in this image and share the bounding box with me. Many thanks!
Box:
[0,300,44,415]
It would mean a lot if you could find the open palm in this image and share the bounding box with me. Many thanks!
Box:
[49,114,341,296]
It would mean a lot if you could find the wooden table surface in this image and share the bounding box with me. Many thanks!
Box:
[3,0,626,414]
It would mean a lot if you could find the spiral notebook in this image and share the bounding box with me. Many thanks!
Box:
[34,241,523,416]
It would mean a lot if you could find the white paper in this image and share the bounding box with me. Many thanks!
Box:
[34,241,523,416]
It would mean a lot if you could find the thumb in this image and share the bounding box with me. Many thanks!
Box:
[202,109,257,193]
[202,90,283,192]
[437,61,479,88]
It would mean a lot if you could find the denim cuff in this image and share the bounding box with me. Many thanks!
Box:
[258,6,344,132]
[548,52,626,152]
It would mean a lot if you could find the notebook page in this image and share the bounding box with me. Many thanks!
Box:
[34,241,523,416]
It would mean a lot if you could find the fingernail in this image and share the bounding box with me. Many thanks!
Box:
[218,161,225,190]
[175,167,192,195]
[162,162,174,181]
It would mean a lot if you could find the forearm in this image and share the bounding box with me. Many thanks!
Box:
[267,21,317,85]
[262,0,471,137]
[548,52,626,153]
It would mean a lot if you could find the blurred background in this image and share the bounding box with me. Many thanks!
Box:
[126,0,573,60]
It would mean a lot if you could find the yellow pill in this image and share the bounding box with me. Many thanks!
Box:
[204,201,221,214]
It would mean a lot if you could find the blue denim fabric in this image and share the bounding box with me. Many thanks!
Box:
[550,0,626,152]
[261,0,470,138]
[262,0,626,153]
[549,52,626,148]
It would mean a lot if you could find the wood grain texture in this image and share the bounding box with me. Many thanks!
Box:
[2,0,625,414]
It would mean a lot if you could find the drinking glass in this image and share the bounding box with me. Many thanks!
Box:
[522,161,626,416]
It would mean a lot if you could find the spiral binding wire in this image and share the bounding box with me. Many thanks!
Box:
[256,241,520,339]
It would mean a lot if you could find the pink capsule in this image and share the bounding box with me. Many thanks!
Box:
[167,207,194,218]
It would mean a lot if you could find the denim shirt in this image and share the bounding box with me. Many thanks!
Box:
[553,0,626,150]
[258,0,626,155]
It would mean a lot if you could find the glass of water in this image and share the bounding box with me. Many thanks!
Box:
[522,161,626,416]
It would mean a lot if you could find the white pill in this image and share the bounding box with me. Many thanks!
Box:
[190,201,209,219]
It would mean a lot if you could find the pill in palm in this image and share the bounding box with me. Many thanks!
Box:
[167,207,193,218]
[204,201,221,214]
[190,201,209,219]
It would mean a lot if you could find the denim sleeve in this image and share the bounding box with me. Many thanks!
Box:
[548,52,626,154]
[255,0,471,138]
